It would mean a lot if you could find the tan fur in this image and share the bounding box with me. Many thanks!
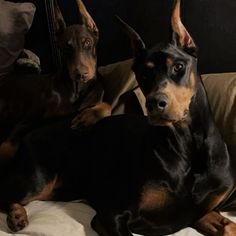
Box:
[7,203,29,231]
[148,71,196,126]
[163,81,194,119]
[71,102,111,128]
[22,176,58,205]
[166,57,173,66]
[139,184,172,211]
[146,61,155,68]
[0,141,18,159]
[207,190,233,213]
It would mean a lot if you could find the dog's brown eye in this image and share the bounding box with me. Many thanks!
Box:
[83,39,92,49]
[173,63,184,73]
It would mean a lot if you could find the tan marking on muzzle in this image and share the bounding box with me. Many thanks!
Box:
[68,54,97,82]
[160,72,196,121]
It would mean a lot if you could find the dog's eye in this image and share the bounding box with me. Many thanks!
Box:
[173,63,184,73]
[83,39,92,49]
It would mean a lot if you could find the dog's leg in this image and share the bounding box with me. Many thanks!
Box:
[71,102,111,129]
[7,203,28,232]
[0,112,45,159]
[6,176,58,232]
[193,211,236,236]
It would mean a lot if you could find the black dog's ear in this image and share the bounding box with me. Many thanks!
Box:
[53,0,66,37]
[116,16,146,60]
[171,0,196,51]
[75,0,99,36]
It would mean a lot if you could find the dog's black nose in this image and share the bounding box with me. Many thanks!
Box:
[146,95,168,112]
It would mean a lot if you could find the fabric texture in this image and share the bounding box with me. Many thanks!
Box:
[202,73,236,158]
[0,200,234,236]
[0,0,36,78]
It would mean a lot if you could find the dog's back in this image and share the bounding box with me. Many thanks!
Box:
[6,114,198,235]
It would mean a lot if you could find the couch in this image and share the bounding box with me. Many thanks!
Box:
[0,0,235,235]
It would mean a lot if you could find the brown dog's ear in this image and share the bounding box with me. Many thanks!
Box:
[75,0,99,36]
[53,0,66,36]
[116,16,146,60]
[171,0,196,49]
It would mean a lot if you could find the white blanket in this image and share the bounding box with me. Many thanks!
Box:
[0,201,235,236]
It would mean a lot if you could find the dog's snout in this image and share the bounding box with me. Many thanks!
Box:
[75,71,90,81]
[146,95,168,113]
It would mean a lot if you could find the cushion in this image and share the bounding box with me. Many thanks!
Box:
[99,59,147,115]
[202,73,236,158]
[0,0,36,78]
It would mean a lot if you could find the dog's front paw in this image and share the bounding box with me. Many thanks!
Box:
[193,211,232,236]
[71,102,111,129]
[7,203,28,232]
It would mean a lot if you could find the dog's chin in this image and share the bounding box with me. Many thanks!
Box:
[147,113,189,127]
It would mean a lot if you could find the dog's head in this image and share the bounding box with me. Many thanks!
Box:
[53,0,98,101]
[118,0,198,126]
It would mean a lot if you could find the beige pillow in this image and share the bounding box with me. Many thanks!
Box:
[0,0,36,77]
[99,60,236,158]
[99,59,147,115]
[202,73,236,158]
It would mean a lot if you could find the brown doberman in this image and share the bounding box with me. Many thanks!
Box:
[0,0,111,158]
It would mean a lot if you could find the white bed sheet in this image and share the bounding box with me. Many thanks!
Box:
[0,201,235,236]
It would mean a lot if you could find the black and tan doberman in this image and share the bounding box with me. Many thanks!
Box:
[0,0,235,235]
[0,0,111,159]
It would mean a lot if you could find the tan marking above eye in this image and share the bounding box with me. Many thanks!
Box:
[166,57,173,66]
[146,61,155,68]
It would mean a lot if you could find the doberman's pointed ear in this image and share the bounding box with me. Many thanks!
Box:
[75,0,99,36]
[171,0,196,50]
[116,16,146,60]
[53,0,66,36]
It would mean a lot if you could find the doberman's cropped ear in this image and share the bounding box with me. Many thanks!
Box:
[53,0,66,36]
[116,16,146,60]
[171,0,196,50]
[75,0,99,36]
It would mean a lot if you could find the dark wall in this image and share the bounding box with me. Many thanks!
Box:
[183,0,236,73]
[24,0,236,74]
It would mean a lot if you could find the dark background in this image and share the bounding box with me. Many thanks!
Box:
[23,0,236,74]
